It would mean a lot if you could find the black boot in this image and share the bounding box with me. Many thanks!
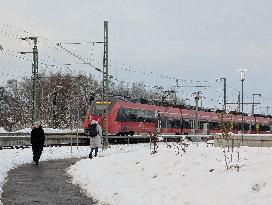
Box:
[89,148,95,159]
[94,147,98,157]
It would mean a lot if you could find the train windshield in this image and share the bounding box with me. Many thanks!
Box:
[91,100,112,115]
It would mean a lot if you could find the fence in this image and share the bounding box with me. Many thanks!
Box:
[214,134,272,147]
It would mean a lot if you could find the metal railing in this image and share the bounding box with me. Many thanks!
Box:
[0,132,215,149]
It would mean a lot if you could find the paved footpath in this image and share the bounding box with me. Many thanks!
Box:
[2,158,96,205]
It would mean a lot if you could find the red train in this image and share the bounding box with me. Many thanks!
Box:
[83,96,272,135]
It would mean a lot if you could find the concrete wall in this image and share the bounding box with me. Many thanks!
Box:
[0,134,89,147]
[214,134,272,147]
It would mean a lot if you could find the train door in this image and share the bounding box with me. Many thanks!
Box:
[203,123,210,135]
[249,123,252,133]
[191,120,195,134]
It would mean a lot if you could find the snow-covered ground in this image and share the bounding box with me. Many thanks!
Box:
[1,142,272,205]
[67,143,272,205]
[0,146,90,205]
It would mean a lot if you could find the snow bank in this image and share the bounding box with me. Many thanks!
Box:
[0,146,90,204]
[68,143,272,205]
[0,128,7,133]
[13,128,84,133]
[14,128,32,133]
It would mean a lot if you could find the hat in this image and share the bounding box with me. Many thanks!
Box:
[91,115,99,122]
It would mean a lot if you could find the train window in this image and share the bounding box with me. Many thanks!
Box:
[144,110,155,122]
[199,121,205,129]
[161,117,167,128]
[174,119,181,128]
[116,108,126,122]
[211,122,220,130]
[262,125,270,131]
[128,109,137,122]
[121,108,131,122]
[167,118,175,128]
[138,110,145,122]
[244,123,250,131]
[232,123,238,130]
[183,119,191,129]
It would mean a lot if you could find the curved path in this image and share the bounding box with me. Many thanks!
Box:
[2,158,95,205]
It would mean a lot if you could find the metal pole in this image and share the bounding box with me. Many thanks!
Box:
[77,81,79,151]
[194,93,199,147]
[266,106,270,115]
[220,78,226,112]
[70,137,73,153]
[195,95,199,134]
[252,94,261,115]
[19,37,38,125]
[103,20,109,147]
[252,94,255,115]
[223,78,226,112]
[77,89,79,151]
[77,79,80,135]
[238,91,241,113]
[241,80,244,141]
[174,79,178,106]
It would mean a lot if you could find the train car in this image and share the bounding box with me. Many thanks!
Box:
[83,96,272,135]
[255,116,271,134]
[83,97,156,135]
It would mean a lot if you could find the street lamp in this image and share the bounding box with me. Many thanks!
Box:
[240,70,245,136]
[252,93,261,115]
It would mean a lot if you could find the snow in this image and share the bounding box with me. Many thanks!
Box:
[0,128,7,133]
[67,143,272,205]
[13,128,84,133]
[0,146,90,204]
[1,142,272,205]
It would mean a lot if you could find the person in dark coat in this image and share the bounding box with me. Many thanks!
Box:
[31,123,45,165]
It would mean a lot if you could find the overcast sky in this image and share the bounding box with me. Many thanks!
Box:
[1,0,272,114]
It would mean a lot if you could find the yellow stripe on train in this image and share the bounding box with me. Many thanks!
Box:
[95,101,112,105]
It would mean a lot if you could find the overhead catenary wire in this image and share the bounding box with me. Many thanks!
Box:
[2,22,266,112]
[0,23,206,103]
[1,23,209,86]
[56,43,102,73]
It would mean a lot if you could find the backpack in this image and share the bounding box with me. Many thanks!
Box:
[89,124,98,138]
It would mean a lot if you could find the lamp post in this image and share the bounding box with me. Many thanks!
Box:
[240,70,245,138]
[252,94,261,115]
